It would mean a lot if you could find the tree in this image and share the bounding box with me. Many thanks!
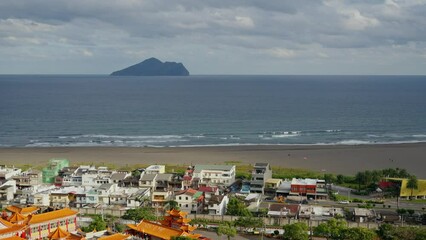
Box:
[377,224,395,240]
[406,175,418,199]
[226,197,251,216]
[234,216,263,231]
[217,221,237,240]
[171,237,194,240]
[313,218,347,240]
[355,172,365,192]
[81,215,107,232]
[282,222,309,240]
[122,207,156,222]
[164,200,180,211]
[342,227,376,240]
[336,174,345,184]
[324,174,336,184]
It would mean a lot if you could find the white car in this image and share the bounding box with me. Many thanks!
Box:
[338,200,350,204]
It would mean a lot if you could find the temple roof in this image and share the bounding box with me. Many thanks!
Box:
[0,217,14,228]
[48,227,71,239]
[127,220,198,240]
[8,212,26,223]
[180,225,197,232]
[2,236,27,240]
[98,233,131,240]
[6,206,39,215]
[167,209,188,218]
[0,224,26,235]
[27,208,77,224]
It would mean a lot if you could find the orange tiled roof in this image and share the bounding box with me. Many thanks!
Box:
[6,206,39,215]
[98,233,130,240]
[0,224,27,235]
[180,225,197,232]
[66,233,86,240]
[0,218,14,228]
[176,218,191,224]
[48,227,71,239]
[27,208,78,224]
[127,220,198,240]
[8,212,26,223]
[167,209,188,217]
[1,236,27,240]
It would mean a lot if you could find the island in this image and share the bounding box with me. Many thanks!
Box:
[110,57,189,76]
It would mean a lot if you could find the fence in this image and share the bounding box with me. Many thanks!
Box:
[72,208,380,229]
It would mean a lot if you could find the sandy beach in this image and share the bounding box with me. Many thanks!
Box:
[0,143,425,178]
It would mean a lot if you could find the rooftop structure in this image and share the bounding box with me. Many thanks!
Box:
[250,163,272,194]
[192,164,236,187]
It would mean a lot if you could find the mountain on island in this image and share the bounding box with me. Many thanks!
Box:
[110,57,189,76]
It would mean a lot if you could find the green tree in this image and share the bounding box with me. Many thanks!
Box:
[313,218,347,240]
[234,216,263,231]
[324,174,336,184]
[336,174,345,184]
[226,197,251,216]
[406,175,418,199]
[217,221,237,240]
[164,200,180,211]
[171,237,194,240]
[122,207,156,222]
[282,222,309,240]
[355,172,365,192]
[342,227,376,240]
[377,224,396,240]
[81,215,107,232]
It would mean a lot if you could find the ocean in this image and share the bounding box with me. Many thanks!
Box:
[0,75,425,147]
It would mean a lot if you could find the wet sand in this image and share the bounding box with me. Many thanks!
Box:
[0,143,425,178]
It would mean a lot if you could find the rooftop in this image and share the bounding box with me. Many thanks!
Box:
[27,208,78,224]
[193,165,234,173]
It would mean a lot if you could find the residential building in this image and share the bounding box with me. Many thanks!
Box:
[192,165,236,187]
[12,170,42,189]
[208,195,229,215]
[267,203,300,222]
[264,178,283,197]
[298,205,344,220]
[290,178,328,200]
[0,166,22,182]
[250,163,272,194]
[127,188,151,208]
[174,189,204,214]
[144,165,165,174]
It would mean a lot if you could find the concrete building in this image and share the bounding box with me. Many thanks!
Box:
[192,165,236,187]
[174,189,204,214]
[208,195,229,215]
[250,163,272,194]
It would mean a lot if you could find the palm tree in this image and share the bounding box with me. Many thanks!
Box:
[406,175,418,200]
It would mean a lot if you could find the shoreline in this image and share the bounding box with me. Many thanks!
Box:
[1,142,425,178]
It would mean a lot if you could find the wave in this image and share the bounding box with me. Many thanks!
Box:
[413,134,426,138]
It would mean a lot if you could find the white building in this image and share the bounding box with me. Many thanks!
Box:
[174,189,204,214]
[208,195,229,215]
[192,165,236,187]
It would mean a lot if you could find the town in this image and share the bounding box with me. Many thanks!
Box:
[0,159,425,239]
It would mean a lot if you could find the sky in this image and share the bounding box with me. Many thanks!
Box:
[0,0,426,75]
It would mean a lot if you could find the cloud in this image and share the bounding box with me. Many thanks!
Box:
[0,0,425,74]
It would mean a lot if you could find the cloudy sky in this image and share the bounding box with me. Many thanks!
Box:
[1,0,425,75]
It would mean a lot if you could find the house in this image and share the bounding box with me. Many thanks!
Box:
[197,186,219,201]
[174,189,204,214]
[0,180,16,203]
[127,188,151,208]
[267,204,300,219]
[139,174,157,189]
[298,205,345,220]
[264,178,282,197]
[250,163,272,194]
[110,172,130,184]
[192,165,236,187]
[375,209,400,223]
[207,195,229,215]
[144,165,165,174]
[0,166,22,182]
[12,170,42,189]
[287,178,328,200]
[353,208,375,223]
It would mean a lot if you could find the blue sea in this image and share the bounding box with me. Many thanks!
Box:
[0,75,425,147]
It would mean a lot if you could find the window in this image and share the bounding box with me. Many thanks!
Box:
[186,197,188,200]
[185,204,188,207]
